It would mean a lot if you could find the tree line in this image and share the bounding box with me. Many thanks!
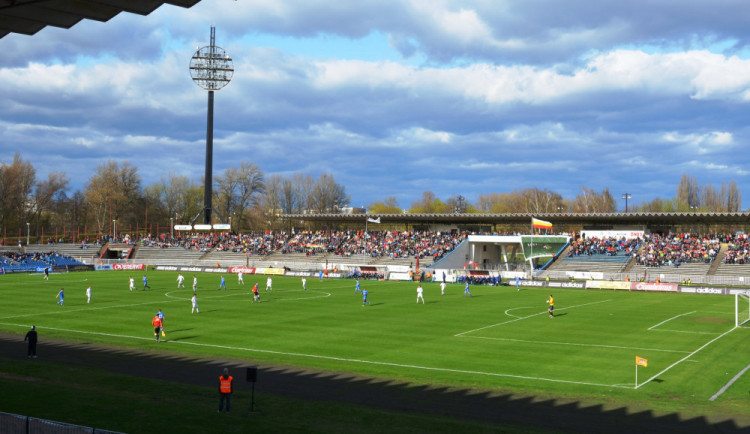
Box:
[0,152,743,241]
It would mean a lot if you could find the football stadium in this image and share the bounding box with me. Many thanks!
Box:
[2,214,750,433]
[3,2,750,433]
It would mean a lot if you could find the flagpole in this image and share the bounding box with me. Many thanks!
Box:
[635,364,637,389]
[530,218,534,275]
[365,216,368,234]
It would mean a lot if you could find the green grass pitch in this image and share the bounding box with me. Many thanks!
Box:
[1,270,749,415]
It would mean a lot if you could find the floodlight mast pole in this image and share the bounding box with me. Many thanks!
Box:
[204,88,214,225]
[202,26,217,226]
[189,25,233,226]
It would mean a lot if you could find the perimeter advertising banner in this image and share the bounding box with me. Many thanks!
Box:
[228,266,256,275]
[585,280,631,290]
[255,267,286,276]
[546,281,586,289]
[518,280,586,289]
[154,265,230,273]
[679,286,726,295]
[388,272,413,281]
[113,263,145,271]
[630,282,678,292]
[285,271,316,277]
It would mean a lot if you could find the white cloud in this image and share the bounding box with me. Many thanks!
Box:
[4,1,750,210]
[662,131,734,154]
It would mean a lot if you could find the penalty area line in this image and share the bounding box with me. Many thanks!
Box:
[709,362,750,401]
[455,299,612,337]
[636,326,736,390]
[0,321,629,390]
[461,335,691,354]
[647,311,696,331]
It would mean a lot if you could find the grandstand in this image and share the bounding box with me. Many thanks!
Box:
[547,253,631,274]
[0,247,87,272]
[134,245,205,265]
[6,226,750,289]
[25,244,96,264]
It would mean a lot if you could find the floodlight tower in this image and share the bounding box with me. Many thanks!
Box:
[189,26,234,225]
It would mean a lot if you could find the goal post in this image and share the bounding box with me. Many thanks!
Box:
[736,292,750,328]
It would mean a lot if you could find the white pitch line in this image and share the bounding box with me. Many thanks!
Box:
[709,362,750,401]
[647,311,696,331]
[636,327,737,390]
[455,299,612,337]
[0,289,332,321]
[649,329,720,335]
[461,336,692,354]
[0,297,187,320]
[503,307,530,319]
[0,321,631,389]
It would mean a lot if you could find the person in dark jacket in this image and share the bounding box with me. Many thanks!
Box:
[25,325,38,358]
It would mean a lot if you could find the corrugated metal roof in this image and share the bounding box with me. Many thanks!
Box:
[0,0,201,39]
[281,212,750,226]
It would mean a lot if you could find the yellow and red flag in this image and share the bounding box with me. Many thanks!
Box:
[532,218,552,230]
[636,356,648,367]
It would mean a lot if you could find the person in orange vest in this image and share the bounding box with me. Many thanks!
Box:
[218,368,233,412]
[152,315,163,343]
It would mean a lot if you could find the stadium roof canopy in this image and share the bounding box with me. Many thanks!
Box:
[0,0,201,39]
[281,212,750,228]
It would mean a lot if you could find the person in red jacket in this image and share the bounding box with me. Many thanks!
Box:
[218,368,233,412]
[152,315,163,342]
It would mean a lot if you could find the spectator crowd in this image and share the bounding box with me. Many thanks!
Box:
[138,230,468,262]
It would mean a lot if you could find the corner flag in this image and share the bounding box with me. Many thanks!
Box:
[636,356,648,367]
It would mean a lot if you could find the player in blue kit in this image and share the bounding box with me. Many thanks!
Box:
[355,279,361,294]
[56,288,64,306]
[362,288,370,306]
[157,308,166,336]
[219,275,227,290]
[463,282,472,297]
[142,275,150,291]
[515,276,521,291]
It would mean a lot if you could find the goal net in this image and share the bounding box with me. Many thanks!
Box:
[736,292,750,328]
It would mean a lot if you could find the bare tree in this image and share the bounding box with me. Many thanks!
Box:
[31,172,69,240]
[722,181,742,212]
[234,162,265,229]
[294,173,314,213]
[305,174,348,213]
[676,174,700,210]
[84,161,142,238]
[699,183,722,211]
[637,197,677,212]
[0,153,36,234]
[215,162,265,229]
[572,186,616,213]
[368,196,402,214]
[409,191,438,213]
[476,192,514,213]
[519,188,564,214]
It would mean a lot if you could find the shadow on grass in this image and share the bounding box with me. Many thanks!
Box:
[0,333,746,434]
[167,336,199,342]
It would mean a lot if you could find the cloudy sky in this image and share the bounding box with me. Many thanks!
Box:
[2,0,750,210]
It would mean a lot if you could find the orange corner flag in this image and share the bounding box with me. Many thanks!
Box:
[636,356,648,367]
